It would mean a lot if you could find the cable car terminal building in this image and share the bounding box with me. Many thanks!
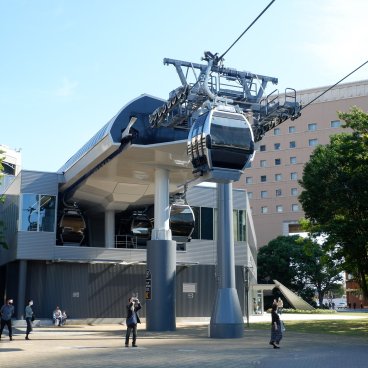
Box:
[0,95,259,323]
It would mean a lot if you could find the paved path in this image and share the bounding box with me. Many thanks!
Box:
[1,316,367,368]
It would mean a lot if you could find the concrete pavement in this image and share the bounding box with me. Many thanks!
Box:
[1,315,367,368]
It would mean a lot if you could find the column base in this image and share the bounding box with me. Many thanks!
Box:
[209,288,244,338]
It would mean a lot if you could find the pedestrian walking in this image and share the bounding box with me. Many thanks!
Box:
[269,303,282,349]
[0,298,15,341]
[125,296,141,347]
[25,299,34,340]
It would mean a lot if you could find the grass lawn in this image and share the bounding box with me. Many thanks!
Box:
[248,314,368,338]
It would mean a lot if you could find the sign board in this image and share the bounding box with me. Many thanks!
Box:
[145,269,152,300]
[183,283,196,293]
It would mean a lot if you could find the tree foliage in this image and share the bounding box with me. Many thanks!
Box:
[257,235,300,289]
[257,235,342,305]
[299,106,368,299]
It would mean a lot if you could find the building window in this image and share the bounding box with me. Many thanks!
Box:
[233,209,246,241]
[274,143,281,150]
[261,175,267,182]
[193,206,229,241]
[308,123,317,131]
[260,145,266,152]
[200,207,214,240]
[247,192,253,199]
[190,208,249,243]
[289,141,296,148]
[276,205,283,213]
[309,138,318,147]
[261,191,268,198]
[260,160,267,168]
[275,173,282,181]
[292,204,299,212]
[246,176,253,184]
[331,120,341,128]
[276,189,282,197]
[274,128,281,135]
[275,158,281,165]
[291,188,298,196]
[291,172,298,180]
[289,126,296,133]
[261,206,268,214]
[290,156,297,164]
[20,194,56,232]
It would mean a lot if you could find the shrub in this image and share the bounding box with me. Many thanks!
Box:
[266,308,337,314]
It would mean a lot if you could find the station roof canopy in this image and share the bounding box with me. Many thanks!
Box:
[58,94,196,212]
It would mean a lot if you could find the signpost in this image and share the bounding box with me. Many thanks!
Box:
[145,269,152,300]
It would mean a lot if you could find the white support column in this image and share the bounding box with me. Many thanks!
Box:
[105,210,115,248]
[151,168,172,241]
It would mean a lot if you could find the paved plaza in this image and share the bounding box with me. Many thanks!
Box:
[1,315,367,368]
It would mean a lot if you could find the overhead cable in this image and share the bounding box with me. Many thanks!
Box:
[301,59,368,111]
[219,0,276,61]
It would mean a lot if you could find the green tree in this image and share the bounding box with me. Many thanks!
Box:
[296,236,342,306]
[257,235,301,290]
[299,106,368,299]
[257,235,342,306]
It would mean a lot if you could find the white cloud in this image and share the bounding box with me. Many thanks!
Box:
[55,78,79,97]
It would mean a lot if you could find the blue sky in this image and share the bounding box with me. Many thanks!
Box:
[1,0,368,172]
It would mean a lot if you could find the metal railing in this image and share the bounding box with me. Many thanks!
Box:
[115,235,138,249]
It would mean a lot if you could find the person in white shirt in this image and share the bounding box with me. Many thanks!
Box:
[53,306,62,326]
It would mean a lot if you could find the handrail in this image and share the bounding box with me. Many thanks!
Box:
[115,235,137,249]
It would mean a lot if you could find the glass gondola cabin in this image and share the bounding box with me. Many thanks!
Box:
[169,203,195,242]
[188,107,254,182]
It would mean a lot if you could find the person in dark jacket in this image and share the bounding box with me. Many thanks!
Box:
[0,298,15,341]
[269,303,282,349]
[125,297,141,347]
[25,299,34,340]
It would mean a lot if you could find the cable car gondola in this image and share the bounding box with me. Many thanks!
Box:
[117,212,153,247]
[130,213,152,243]
[188,106,255,182]
[58,208,86,245]
[169,203,195,243]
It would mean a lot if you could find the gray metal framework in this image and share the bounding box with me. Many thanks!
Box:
[149,54,301,142]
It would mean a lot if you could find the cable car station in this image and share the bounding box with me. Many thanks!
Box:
[0,50,300,338]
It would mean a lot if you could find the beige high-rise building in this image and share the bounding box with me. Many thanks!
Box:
[234,79,368,248]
